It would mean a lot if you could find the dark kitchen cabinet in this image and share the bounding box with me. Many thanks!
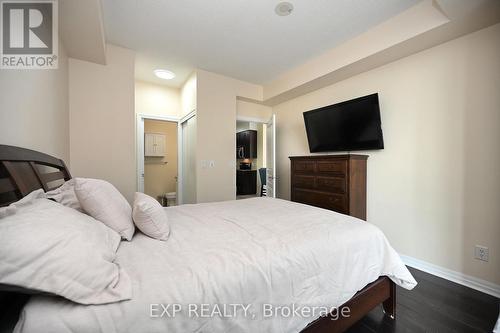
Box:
[237,170,257,195]
[236,130,257,159]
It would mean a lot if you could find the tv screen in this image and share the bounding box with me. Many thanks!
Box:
[303,93,384,152]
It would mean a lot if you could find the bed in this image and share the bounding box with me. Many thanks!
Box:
[0,145,416,333]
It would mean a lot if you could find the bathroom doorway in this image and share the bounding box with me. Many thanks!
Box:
[137,114,180,206]
[142,119,178,205]
[137,112,197,206]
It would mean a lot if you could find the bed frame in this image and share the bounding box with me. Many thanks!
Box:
[0,144,396,333]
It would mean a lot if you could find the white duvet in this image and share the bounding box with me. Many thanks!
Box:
[15,197,416,333]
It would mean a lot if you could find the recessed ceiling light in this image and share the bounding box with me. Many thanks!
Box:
[275,2,293,16]
[154,69,175,80]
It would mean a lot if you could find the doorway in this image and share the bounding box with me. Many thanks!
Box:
[136,112,197,206]
[235,115,276,199]
[143,119,178,205]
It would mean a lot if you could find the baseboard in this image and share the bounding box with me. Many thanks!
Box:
[399,254,500,299]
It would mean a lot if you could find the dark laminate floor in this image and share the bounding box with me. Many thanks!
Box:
[1,268,498,333]
[346,267,499,333]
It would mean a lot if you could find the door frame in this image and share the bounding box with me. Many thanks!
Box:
[178,110,196,204]
[236,114,275,197]
[266,114,276,198]
[136,113,181,202]
[236,115,269,123]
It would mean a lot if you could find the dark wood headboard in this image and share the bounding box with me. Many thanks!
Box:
[0,145,71,207]
[0,145,72,328]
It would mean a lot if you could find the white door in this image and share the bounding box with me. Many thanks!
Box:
[266,114,276,198]
[181,115,197,204]
[137,118,145,193]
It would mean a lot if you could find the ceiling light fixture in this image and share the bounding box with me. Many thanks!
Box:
[154,69,176,80]
[275,2,293,16]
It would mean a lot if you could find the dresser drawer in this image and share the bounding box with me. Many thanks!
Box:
[294,160,316,173]
[316,176,346,193]
[293,189,347,214]
[292,175,315,190]
[316,160,347,175]
[289,154,367,220]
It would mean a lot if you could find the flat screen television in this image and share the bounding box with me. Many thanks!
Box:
[303,93,384,152]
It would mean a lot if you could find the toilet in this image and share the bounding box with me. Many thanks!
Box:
[164,192,177,206]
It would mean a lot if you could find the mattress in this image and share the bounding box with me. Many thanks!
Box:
[15,197,416,333]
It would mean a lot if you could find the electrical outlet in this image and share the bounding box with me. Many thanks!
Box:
[474,245,489,262]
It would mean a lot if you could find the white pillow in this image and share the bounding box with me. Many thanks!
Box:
[0,189,46,218]
[132,192,170,241]
[0,197,132,305]
[46,179,83,212]
[74,178,135,241]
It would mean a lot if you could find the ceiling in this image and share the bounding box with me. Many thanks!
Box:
[101,0,420,87]
[60,0,106,65]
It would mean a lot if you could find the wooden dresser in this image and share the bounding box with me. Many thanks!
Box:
[289,155,368,220]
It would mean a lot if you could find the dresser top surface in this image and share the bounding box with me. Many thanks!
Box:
[289,154,368,160]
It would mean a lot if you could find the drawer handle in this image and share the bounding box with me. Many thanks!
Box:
[329,197,340,203]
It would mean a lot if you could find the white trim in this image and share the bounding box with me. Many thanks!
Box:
[236,115,269,123]
[400,254,500,298]
[265,114,277,198]
[178,110,196,205]
[176,120,183,205]
[136,114,181,199]
[136,114,145,193]
[180,110,196,124]
[137,113,180,123]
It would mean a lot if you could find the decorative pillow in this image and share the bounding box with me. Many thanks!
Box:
[132,192,170,241]
[46,179,83,212]
[0,197,132,305]
[74,178,134,241]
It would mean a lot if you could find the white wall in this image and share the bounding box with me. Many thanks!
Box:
[195,69,262,202]
[69,45,136,202]
[181,72,197,116]
[273,23,500,284]
[237,100,272,121]
[0,40,69,162]
[135,81,181,118]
